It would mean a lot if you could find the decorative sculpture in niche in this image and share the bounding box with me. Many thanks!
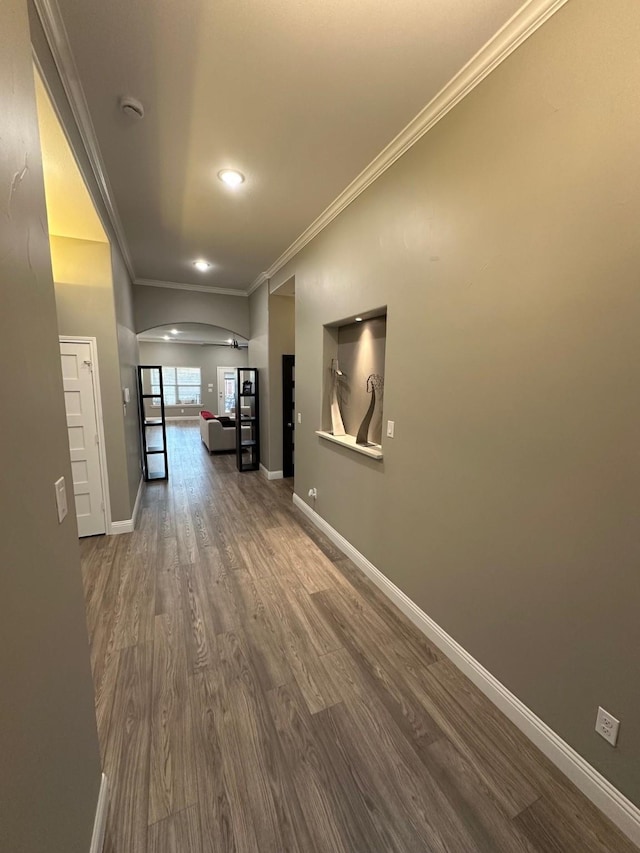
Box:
[356,373,384,446]
[330,358,346,436]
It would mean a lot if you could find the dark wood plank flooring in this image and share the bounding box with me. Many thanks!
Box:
[80,422,636,853]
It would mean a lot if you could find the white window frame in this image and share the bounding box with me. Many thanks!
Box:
[151,366,202,407]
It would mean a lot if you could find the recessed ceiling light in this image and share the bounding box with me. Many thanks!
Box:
[163,335,170,340]
[170,329,179,334]
[193,260,212,272]
[218,169,245,188]
[355,317,363,322]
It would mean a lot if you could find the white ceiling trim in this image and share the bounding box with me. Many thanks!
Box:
[138,338,248,347]
[32,0,137,281]
[249,0,569,293]
[33,0,568,297]
[247,276,269,297]
[134,278,249,298]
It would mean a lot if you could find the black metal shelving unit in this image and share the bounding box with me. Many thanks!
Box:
[235,367,259,472]
[137,365,169,481]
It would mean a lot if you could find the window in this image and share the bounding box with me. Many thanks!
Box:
[151,366,201,406]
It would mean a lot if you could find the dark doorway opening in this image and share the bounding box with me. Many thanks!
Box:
[282,354,295,478]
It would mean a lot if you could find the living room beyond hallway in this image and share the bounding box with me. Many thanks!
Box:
[80,422,637,853]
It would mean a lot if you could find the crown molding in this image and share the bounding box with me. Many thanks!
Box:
[247,273,268,296]
[32,0,138,282]
[247,272,269,296]
[250,0,569,291]
[34,0,568,297]
[138,336,249,347]
[134,278,248,297]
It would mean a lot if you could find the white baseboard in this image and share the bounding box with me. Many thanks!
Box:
[165,415,199,421]
[89,773,108,853]
[131,475,143,527]
[109,519,133,534]
[109,476,143,535]
[292,493,640,847]
[260,464,284,480]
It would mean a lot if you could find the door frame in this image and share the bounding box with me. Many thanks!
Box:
[59,336,111,533]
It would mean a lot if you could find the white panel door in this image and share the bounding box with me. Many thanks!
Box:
[60,341,106,537]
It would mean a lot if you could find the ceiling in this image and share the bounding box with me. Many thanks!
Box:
[34,69,108,244]
[50,0,527,292]
[138,323,248,347]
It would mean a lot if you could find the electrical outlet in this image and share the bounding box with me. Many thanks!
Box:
[386,420,395,438]
[308,487,317,500]
[595,707,620,746]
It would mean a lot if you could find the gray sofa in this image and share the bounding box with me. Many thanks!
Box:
[199,410,250,453]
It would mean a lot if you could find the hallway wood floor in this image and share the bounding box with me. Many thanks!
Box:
[80,422,636,853]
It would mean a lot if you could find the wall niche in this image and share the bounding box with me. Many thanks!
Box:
[319,308,387,459]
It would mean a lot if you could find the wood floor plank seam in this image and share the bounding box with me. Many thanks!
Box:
[146,800,199,830]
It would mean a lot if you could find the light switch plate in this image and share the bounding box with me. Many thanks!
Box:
[297,412,302,424]
[54,476,68,523]
[386,420,395,438]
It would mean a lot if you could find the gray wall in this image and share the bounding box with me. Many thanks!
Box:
[247,287,295,474]
[32,5,140,522]
[0,1,102,849]
[268,294,295,473]
[270,0,640,806]
[138,340,248,417]
[52,235,135,522]
[248,283,270,467]
[134,284,250,339]
[112,245,142,513]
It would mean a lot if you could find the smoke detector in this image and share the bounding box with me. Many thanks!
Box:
[119,96,144,120]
